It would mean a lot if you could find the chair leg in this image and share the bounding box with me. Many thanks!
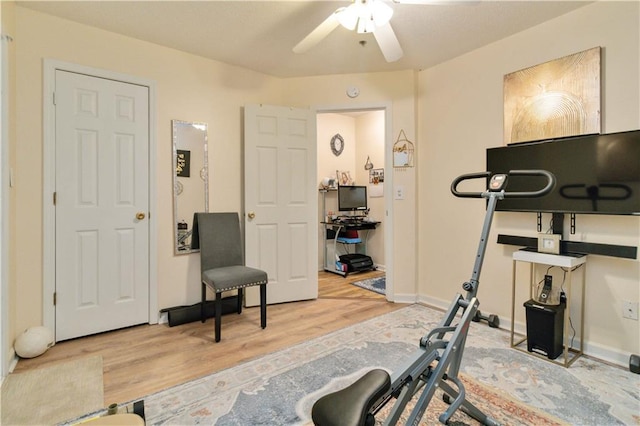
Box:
[215,292,222,343]
[201,283,206,323]
[237,288,243,314]
[260,283,267,329]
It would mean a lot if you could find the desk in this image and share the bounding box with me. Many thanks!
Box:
[321,221,379,276]
[510,249,587,367]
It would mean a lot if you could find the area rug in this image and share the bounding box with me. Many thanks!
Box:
[351,276,385,294]
[1,355,104,425]
[70,304,637,425]
[133,305,574,425]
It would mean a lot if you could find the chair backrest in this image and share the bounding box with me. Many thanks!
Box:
[194,212,244,272]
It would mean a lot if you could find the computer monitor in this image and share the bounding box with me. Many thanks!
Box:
[338,185,368,212]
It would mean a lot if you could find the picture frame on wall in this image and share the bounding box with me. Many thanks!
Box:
[336,170,353,186]
[176,149,191,177]
[504,47,601,144]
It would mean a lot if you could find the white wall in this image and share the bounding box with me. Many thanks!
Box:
[418,1,640,365]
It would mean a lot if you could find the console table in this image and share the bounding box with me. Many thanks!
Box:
[510,249,587,367]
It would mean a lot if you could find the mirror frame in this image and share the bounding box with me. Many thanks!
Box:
[172,119,209,255]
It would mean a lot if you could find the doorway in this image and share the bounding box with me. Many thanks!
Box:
[316,106,392,300]
[42,60,158,340]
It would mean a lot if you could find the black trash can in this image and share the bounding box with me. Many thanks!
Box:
[524,299,565,360]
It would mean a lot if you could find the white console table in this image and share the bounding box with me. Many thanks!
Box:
[510,250,587,367]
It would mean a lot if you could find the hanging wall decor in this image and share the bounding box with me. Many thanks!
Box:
[393,129,414,168]
[504,46,601,144]
[364,156,374,170]
[336,170,353,186]
[330,133,344,156]
[369,168,384,198]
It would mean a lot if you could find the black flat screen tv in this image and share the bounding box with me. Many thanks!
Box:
[486,129,640,215]
[338,185,368,212]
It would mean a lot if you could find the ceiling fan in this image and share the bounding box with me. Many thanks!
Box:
[293,0,452,63]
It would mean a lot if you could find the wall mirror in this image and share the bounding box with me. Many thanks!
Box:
[172,119,209,254]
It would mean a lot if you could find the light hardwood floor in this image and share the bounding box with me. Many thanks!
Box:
[13,270,399,405]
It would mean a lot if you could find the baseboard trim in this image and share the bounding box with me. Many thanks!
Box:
[392,293,418,304]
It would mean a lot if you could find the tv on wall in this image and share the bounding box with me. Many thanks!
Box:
[486,129,640,215]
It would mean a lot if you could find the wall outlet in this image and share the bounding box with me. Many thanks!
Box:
[622,300,639,320]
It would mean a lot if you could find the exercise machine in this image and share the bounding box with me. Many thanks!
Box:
[311,170,555,426]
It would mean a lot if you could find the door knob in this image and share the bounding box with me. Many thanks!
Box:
[248,212,256,219]
[136,212,146,220]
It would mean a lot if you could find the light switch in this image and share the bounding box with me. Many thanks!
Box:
[394,185,404,200]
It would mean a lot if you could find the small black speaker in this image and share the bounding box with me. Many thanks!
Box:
[524,299,565,360]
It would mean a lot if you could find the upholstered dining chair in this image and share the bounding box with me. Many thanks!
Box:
[194,212,268,342]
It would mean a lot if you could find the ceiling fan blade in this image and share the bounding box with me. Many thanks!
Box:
[293,13,340,54]
[373,22,403,62]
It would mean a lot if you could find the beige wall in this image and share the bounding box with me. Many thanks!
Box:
[1,0,17,372]
[13,7,281,339]
[283,71,418,299]
[317,113,358,270]
[354,111,385,267]
[418,1,640,364]
[9,1,638,368]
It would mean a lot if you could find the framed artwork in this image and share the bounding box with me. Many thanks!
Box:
[369,168,384,184]
[176,149,191,177]
[369,168,384,198]
[504,47,601,144]
[336,170,353,186]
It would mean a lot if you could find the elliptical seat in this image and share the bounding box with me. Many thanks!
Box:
[311,369,391,426]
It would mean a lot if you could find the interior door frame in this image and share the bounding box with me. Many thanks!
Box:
[315,102,394,301]
[42,59,158,336]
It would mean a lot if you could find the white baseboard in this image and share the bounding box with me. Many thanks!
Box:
[415,294,630,369]
[392,293,418,304]
[158,311,168,325]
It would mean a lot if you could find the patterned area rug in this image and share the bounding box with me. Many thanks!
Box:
[351,276,385,294]
[105,304,638,425]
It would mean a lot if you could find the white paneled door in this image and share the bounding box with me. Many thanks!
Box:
[55,71,150,341]
[244,104,317,306]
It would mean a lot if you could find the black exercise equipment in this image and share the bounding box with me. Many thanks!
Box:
[311,170,555,426]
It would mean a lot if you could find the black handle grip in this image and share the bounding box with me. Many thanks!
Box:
[451,169,556,199]
[504,169,556,198]
[450,172,491,198]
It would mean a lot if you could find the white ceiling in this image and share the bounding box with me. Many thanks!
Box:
[17,0,592,78]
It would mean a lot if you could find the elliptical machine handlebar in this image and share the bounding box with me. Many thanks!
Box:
[451,169,556,199]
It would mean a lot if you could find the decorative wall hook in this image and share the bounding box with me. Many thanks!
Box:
[364,156,374,170]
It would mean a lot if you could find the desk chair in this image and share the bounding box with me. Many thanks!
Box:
[195,212,268,342]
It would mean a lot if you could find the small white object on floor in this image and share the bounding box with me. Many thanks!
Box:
[14,326,54,358]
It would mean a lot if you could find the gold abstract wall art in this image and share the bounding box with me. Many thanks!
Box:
[504,47,601,144]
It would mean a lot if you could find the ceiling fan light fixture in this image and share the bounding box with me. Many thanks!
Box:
[371,0,394,27]
[336,4,359,30]
[357,17,376,34]
[337,0,393,33]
